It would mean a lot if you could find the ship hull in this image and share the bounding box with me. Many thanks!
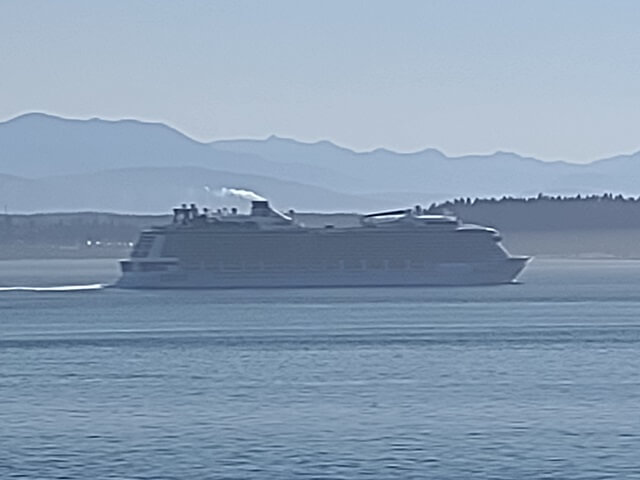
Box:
[115,257,530,289]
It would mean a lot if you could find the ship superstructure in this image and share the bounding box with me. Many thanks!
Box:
[116,200,530,288]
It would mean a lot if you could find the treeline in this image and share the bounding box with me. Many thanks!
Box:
[4,194,640,258]
[4,194,640,242]
[0,212,170,258]
[428,193,640,231]
[0,212,170,245]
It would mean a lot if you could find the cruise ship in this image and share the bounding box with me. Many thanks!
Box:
[116,200,530,288]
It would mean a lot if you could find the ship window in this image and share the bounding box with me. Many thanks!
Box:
[131,233,156,258]
[121,262,133,272]
[388,259,408,270]
[343,259,364,270]
[140,263,170,272]
[367,260,385,269]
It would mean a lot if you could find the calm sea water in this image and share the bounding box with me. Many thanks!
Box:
[2,259,640,479]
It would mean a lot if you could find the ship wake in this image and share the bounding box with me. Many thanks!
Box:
[0,283,106,293]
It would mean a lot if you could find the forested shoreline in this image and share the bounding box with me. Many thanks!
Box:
[2,194,640,259]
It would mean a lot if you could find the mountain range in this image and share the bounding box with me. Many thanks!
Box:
[1,112,639,213]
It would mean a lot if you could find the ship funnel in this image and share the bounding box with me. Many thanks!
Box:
[250,200,292,222]
[251,200,272,217]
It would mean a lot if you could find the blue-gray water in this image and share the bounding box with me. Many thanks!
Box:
[2,259,640,479]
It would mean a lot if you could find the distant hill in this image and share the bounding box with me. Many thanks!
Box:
[2,112,640,213]
[0,113,350,186]
[0,167,371,213]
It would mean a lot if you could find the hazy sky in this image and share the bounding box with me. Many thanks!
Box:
[1,0,639,162]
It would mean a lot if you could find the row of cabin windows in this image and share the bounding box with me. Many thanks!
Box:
[131,234,156,258]
[178,258,505,271]
[122,262,172,272]
[163,237,498,251]
[169,247,507,264]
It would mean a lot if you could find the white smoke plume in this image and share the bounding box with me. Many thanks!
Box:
[217,187,266,202]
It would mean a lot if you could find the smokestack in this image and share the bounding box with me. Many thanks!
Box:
[251,200,271,217]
